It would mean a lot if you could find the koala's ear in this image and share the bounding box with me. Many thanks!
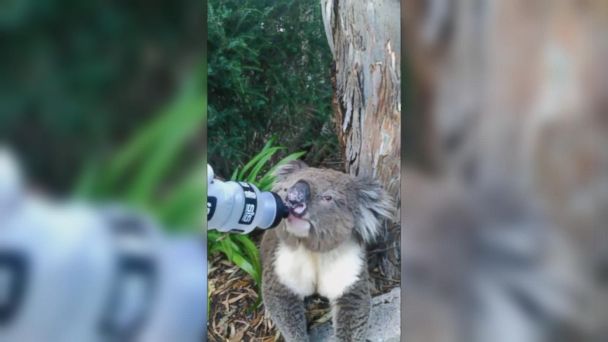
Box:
[273,160,308,182]
[354,177,395,244]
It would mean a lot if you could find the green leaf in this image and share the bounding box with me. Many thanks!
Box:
[232,234,261,275]
[257,151,306,191]
[230,167,240,181]
[72,160,100,197]
[156,165,204,229]
[126,78,204,205]
[245,146,283,183]
[237,138,277,179]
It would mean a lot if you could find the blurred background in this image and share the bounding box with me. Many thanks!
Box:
[0,1,205,341]
[403,1,608,341]
[0,0,202,198]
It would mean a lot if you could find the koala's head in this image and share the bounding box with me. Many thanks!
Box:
[272,160,394,252]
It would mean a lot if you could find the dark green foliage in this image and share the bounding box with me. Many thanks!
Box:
[207,0,339,176]
[207,0,340,303]
[0,0,202,192]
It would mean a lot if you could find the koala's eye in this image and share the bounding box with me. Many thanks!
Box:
[322,195,333,201]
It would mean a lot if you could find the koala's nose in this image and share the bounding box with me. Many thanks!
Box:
[287,180,310,204]
[286,180,310,217]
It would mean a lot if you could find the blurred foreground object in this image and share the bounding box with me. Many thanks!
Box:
[0,148,23,216]
[404,0,608,341]
[0,148,206,342]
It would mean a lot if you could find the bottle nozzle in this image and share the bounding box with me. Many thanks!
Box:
[270,192,289,228]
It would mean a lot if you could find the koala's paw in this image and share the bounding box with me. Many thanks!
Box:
[331,278,372,342]
[262,274,309,342]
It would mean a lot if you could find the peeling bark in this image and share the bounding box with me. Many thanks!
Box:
[321,0,401,286]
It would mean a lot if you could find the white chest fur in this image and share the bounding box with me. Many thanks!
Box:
[273,239,365,300]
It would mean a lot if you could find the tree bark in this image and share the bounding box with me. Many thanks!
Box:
[404,0,608,339]
[321,0,401,287]
[405,0,608,255]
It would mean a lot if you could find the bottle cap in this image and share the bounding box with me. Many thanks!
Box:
[270,192,289,228]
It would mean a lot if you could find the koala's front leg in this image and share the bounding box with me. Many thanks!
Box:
[262,271,309,342]
[332,277,371,342]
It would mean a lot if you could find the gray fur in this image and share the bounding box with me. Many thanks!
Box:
[261,231,309,342]
[271,161,394,251]
[332,275,372,341]
[261,161,394,341]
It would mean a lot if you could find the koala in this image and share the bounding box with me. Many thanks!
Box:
[260,160,394,342]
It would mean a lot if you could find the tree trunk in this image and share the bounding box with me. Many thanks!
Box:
[321,0,401,288]
[404,0,608,339]
[405,0,608,259]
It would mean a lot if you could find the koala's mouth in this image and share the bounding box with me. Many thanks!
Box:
[284,201,311,236]
[287,203,307,218]
[285,214,311,237]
